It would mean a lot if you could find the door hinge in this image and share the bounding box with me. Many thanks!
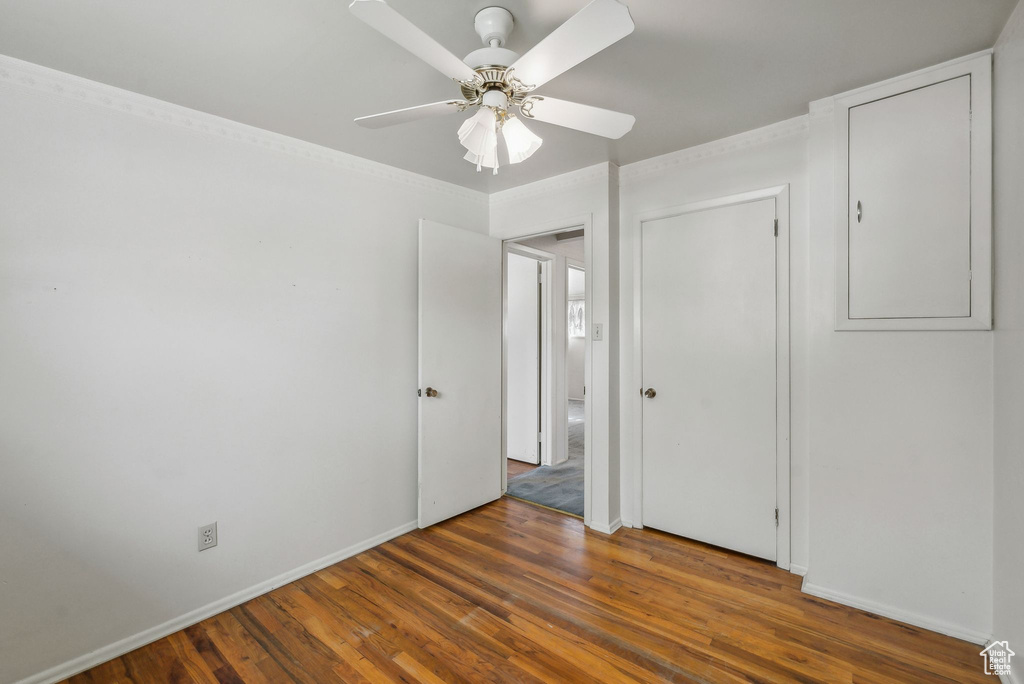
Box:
[417,388,422,397]
[969,270,973,282]
[537,431,543,442]
[775,508,779,526]
[773,219,779,237]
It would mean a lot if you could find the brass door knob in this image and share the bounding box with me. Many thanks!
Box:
[425,387,439,398]
[644,388,656,399]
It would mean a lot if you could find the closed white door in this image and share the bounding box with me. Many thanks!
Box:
[641,199,777,561]
[506,252,541,464]
[418,220,502,528]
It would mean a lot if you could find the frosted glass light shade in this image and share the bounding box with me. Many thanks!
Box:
[463,145,498,171]
[502,115,543,164]
[458,108,499,172]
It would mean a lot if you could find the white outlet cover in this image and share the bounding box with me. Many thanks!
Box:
[198,522,217,551]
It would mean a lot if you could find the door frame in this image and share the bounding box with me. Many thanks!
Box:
[565,258,585,467]
[501,216,592,526]
[630,185,792,570]
[503,243,554,477]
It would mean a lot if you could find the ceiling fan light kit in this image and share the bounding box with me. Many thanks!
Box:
[502,116,543,165]
[458,106,500,173]
[350,0,636,175]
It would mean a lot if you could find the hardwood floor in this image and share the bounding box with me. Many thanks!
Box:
[506,459,539,478]
[66,497,987,683]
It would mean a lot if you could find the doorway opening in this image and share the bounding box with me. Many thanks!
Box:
[502,227,586,518]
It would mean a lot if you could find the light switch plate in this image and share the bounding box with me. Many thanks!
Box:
[593,323,603,341]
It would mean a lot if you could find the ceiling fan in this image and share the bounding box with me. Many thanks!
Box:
[349,0,636,174]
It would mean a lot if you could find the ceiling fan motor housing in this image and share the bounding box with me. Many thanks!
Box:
[464,7,519,69]
[474,7,514,47]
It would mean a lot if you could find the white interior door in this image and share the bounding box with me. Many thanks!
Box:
[418,220,502,528]
[506,252,541,464]
[641,198,777,561]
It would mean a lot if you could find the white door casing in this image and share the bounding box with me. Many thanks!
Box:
[632,187,791,567]
[418,219,502,528]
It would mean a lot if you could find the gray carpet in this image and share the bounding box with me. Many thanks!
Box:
[507,400,584,516]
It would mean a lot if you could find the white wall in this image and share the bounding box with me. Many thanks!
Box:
[567,267,586,401]
[993,3,1024,679]
[618,117,811,574]
[0,56,488,684]
[805,91,993,640]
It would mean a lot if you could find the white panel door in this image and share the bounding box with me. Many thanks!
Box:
[848,75,972,319]
[642,199,777,561]
[506,252,540,464]
[418,220,502,528]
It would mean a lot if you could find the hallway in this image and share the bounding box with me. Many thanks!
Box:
[506,399,584,516]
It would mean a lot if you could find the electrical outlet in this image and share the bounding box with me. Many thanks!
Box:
[198,522,217,552]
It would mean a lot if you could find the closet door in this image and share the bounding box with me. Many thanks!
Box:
[641,198,778,561]
[848,75,972,320]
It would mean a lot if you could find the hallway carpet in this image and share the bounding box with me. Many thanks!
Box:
[506,399,584,516]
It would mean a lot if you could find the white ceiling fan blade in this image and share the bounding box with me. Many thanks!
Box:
[525,97,635,139]
[510,0,634,89]
[349,0,478,83]
[355,100,466,129]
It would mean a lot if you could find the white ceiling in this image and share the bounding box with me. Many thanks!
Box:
[0,0,1016,192]
[517,233,585,262]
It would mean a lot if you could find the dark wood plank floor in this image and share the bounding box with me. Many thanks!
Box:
[66,497,987,683]
[507,459,539,478]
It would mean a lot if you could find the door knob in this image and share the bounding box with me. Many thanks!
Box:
[644,388,656,399]
[425,387,439,398]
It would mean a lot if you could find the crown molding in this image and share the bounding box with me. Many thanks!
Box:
[996,0,1023,48]
[0,54,488,207]
[619,115,809,185]
[489,162,611,207]
[809,98,835,120]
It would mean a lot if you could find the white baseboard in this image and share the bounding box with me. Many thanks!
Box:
[789,564,808,577]
[589,517,622,535]
[17,520,418,684]
[801,581,992,646]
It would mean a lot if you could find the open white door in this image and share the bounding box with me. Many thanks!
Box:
[418,219,502,528]
[506,252,541,465]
